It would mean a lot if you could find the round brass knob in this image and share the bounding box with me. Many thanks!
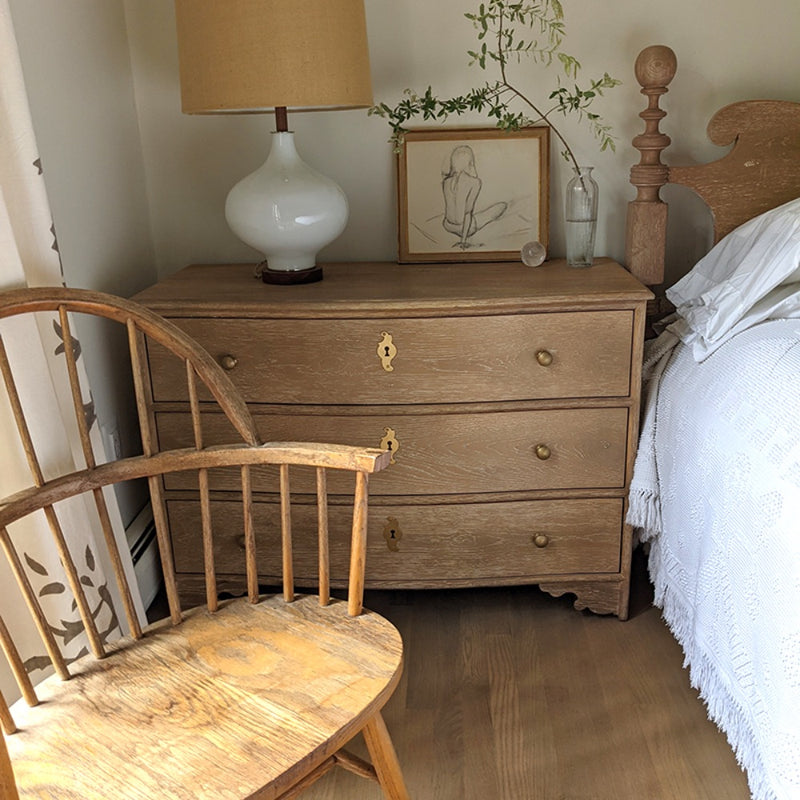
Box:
[220,354,238,371]
[534,444,551,461]
[533,533,550,548]
[535,349,553,367]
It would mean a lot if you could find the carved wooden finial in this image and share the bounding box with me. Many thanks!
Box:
[625,45,678,285]
[635,45,678,91]
[631,45,677,201]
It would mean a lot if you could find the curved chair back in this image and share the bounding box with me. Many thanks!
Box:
[0,287,390,738]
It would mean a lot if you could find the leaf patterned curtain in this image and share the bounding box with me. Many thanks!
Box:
[0,0,142,703]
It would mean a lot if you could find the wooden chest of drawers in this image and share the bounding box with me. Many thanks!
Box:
[135,259,652,618]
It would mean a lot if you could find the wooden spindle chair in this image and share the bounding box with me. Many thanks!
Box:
[0,287,409,800]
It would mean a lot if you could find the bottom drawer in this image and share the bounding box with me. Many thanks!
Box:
[167,497,623,588]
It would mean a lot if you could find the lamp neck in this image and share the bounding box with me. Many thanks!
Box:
[275,106,289,132]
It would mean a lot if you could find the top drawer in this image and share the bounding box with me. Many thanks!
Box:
[148,311,633,405]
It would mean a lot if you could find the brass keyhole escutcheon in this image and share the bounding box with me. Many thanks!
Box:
[380,426,399,464]
[383,516,403,552]
[377,331,397,372]
[533,533,550,548]
[535,443,551,461]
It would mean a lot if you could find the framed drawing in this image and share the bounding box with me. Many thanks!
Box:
[396,127,549,263]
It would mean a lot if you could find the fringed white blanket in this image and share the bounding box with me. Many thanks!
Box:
[626,321,680,535]
[627,318,800,800]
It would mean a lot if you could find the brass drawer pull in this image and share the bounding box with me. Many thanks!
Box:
[220,354,238,371]
[535,349,553,367]
[533,533,550,548]
[534,443,551,461]
[377,331,397,372]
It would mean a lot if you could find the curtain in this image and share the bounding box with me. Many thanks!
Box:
[0,0,142,703]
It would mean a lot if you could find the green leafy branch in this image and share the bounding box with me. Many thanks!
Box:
[368,0,620,172]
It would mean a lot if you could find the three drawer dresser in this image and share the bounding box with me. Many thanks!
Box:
[134,259,652,618]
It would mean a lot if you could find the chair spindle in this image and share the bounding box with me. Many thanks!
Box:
[0,333,104,659]
[241,466,259,603]
[0,725,20,800]
[280,464,294,602]
[127,319,182,624]
[0,612,36,713]
[0,526,69,681]
[188,359,218,612]
[57,308,142,639]
[347,471,369,617]
[199,469,217,612]
[316,467,330,606]
[0,688,15,736]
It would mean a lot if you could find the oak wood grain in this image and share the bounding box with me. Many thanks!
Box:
[156,407,630,496]
[132,260,653,318]
[6,597,403,799]
[147,310,635,406]
[296,577,751,799]
[167,497,624,588]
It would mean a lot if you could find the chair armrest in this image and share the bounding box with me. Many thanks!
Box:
[0,443,391,529]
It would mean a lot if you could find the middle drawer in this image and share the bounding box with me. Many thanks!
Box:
[157,406,629,495]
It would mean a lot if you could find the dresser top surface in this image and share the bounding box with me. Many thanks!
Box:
[134,259,653,318]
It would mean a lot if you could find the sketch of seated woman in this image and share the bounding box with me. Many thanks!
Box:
[408,144,536,254]
[442,145,507,249]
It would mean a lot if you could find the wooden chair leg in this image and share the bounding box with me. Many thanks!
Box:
[362,711,410,800]
[1,733,20,800]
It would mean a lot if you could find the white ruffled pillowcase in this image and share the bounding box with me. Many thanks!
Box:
[666,196,800,361]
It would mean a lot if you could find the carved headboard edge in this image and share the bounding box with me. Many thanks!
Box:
[626,45,800,287]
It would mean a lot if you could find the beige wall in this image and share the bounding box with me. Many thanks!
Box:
[124,0,799,286]
[9,1,800,289]
[9,0,155,295]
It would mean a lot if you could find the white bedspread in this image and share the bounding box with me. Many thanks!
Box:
[627,318,800,800]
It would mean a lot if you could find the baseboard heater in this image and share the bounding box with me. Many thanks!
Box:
[125,504,161,611]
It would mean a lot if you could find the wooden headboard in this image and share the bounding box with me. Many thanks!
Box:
[625,45,800,286]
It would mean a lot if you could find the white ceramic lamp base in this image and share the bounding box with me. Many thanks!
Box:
[225,131,348,283]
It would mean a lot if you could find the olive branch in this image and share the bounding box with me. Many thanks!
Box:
[368,0,620,173]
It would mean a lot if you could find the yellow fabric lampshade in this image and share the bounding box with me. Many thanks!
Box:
[175,0,373,114]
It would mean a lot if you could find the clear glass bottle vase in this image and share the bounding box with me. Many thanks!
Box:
[565,166,598,267]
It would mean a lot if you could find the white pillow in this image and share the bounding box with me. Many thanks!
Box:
[666,196,800,360]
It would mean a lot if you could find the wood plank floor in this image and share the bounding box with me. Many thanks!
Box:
[300,550,751,799]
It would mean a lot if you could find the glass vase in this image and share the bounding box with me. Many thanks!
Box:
[565,166,598,267]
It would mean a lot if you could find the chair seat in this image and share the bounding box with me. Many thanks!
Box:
[6,595,404,799]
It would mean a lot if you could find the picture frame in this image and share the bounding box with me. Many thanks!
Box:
[396,126,549,263]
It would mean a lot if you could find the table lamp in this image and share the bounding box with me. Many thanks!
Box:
[174,0,373,284]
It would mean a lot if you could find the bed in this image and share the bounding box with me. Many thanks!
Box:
[624,46,800,800]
